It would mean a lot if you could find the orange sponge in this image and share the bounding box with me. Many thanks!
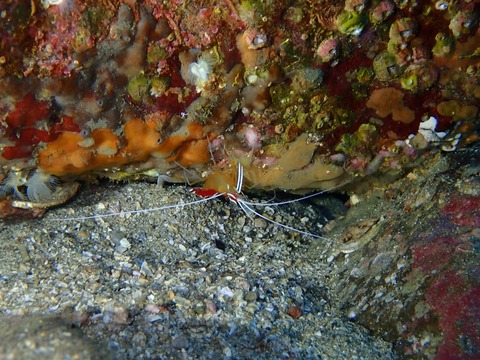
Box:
[38,132,92,176]
[167,138,211,167]
[91,128,119,157]
[38,118,212,177]
[122,118,161,160]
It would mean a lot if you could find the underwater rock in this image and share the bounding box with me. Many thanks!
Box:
[316,148,480,359]
[0,0,477,219]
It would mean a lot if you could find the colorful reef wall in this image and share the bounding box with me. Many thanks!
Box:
[0,0,478,215]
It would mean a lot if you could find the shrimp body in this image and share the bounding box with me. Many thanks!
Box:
[191,164,242,203]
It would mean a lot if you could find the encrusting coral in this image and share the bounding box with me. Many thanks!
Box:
[0,0,478,217]
[366,87,415,124]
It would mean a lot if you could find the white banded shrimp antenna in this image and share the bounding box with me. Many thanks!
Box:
[53,192,223,221]
[235,163,244,193]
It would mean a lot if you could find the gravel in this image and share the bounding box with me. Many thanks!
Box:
[0,181,398,359]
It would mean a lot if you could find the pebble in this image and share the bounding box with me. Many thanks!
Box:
[245,291,258,301]
[287,306,303,319]
[171,334,189,349]
[206,300,218,314]
[254,218,267,228]
[132,331,147,346]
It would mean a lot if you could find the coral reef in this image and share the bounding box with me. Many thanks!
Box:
[0,2,477,187]
[1,0,478,211]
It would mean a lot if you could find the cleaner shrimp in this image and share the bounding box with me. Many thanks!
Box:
[55,164,345,241]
